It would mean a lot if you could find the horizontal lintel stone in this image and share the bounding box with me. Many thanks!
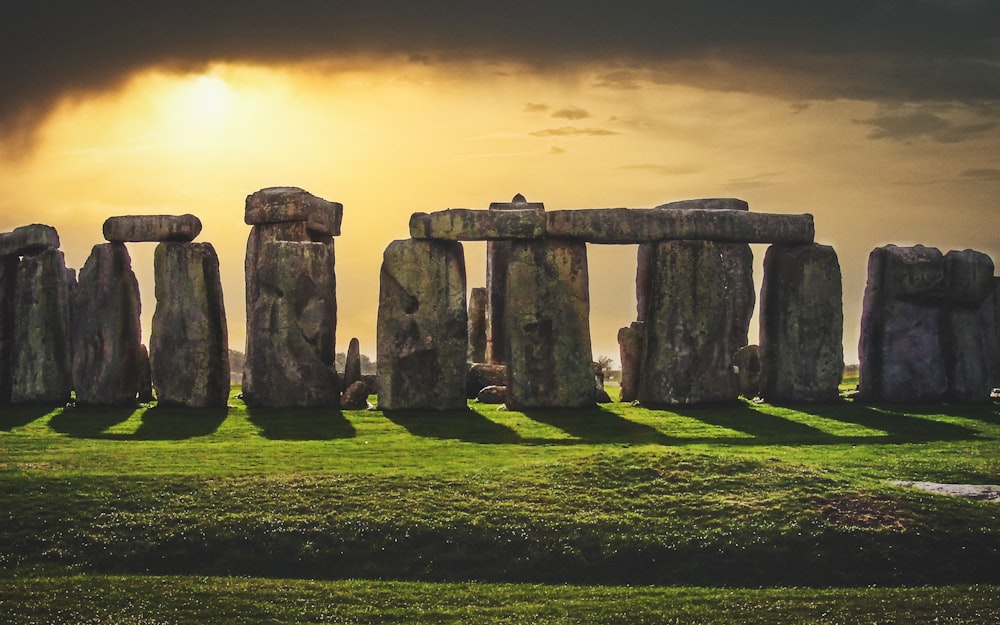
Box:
[655,198,749,211]
[410,208,547,241]
[0,224,60,256]
[103,214,202,243]
[244,186,343,236]
[545,208,815,244]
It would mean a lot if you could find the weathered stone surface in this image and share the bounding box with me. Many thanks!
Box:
[476,385,507,404]
[858,245,948,402]
[596,388,613,403]
[655,198,749,211]
[71,243,146,406]
[11,249,74,404]
[0,224,60,257]
[759,244,844,403]
[638,240,754,405]
[734,345,762,399]
[244,186,343,236]
[617,322,644,402]
[466,362,506,399]
[340,380,371,409]
[343,337,363,391]
[994,277,1000,389]
[150,242,230,408]
[103,214,202,243]
[138,345,154,403]
[377,239,468,411]
[545,208,814,244]
[243,241,338,407]
[467,287,487,363]
[409,208,547,240]
[943,249,996,403]
[504,239,595,409]
[0,256,17,402]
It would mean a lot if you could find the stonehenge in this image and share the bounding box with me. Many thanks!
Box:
[1,187,997,413]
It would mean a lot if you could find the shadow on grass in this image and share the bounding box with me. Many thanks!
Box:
[520,405,672,445]
[246,407,356,441]
[383,407,521,444]
[788,401,982,444]
[670,403,839,445]
[48,405,138,438]
[0,404,57,431]
[130,405,228,440]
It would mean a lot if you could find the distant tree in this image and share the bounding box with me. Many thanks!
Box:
[596,355,615,378]
[228,349,245,373]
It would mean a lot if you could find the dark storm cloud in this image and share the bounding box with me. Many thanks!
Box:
[855,110,997,143]
[2,0,999,144]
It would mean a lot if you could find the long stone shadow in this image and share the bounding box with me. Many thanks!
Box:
[246,406,356,441]
[48,405,138,438]
[789,401,983,444]
[880,401,1000,426]
[129,405,228,440]
[520,405,672,445]
[669,402,839,445]
[0,404,56,431]
[383,408,521,444]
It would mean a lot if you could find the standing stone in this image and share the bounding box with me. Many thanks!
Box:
[71,243,146,406]
[377,239,468,411]
[11,249,74,404]
[138,345,154,403]
[734,345,762,399]
[638,240,754,405]
[486,194,544,364]
[467,287,487,363]
[617,322,644,402]
[0,256,17,403]
[244,241,338,407]
[942,249,995,403]
[759,244,844,403]
[150,242,230,408]
[858,245,948,402]
[504,239,595,409]
[994,277,1000,390]
[343,337,363,391]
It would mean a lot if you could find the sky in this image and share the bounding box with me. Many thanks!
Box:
[1,1,999,366]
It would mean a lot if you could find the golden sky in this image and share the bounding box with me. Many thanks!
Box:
[2,3,999,366]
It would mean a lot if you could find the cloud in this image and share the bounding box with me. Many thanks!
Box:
[551,107,590,120]
[855,109,997,143]
[3,1,1000,147]
[524,102,550,113]
[530,127,620,137]
[619,164,701,176]
[961,168,1000,181]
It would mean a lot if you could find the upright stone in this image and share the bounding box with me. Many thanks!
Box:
[11,249,73,404]
[994,277,1000,390]
[734,345,762,399]
[343,337,363,391]
[243,241,338,407]
[858,245,948,402]
[0,256,17,403]
[467,287,487,363]
[504,239,595,409]
[71,243,146,405]
[617,322,644,402]
[377,239,468,411]
[486,194,543,364]
[150,242,230,408]
[638,240,754,405]
[759,244,844,403]
[943,249,995,403]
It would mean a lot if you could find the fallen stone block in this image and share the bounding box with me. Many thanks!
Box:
[545,208,814,244]
[409,208,547,240]
[0,224,60,257]
[244,186,343,236]
[103,214,202,242]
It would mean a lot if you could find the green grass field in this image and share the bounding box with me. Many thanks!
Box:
[2,383,999,623]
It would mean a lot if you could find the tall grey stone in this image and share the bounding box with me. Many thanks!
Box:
[243,241,338,407]
[504,239,595,409]
[638,240,754,405]
[486,194,543,364]
[11,249,74,404]
[0,255,17,402]
[858,245,948,402]
[377,239,468,411]
[343,337,363,391]
[468,287,487,363]
[71,243,146,406]
[942,249,995,403]
[150,242,230,408]
[617,322,644,402]
[759,244,844,403]
[734,345,762,399]
[994,277,1000,390]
